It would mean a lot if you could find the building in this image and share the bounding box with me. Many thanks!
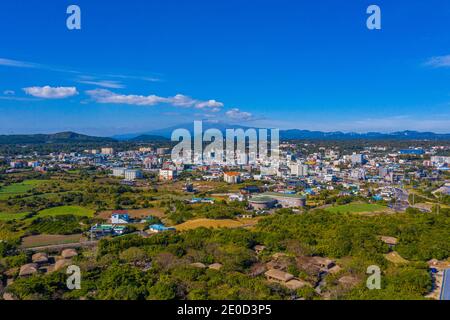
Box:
[399,149,424,156]
[90,224,127,237]
[431,156,450,166]
[144,156,158,169]
[224,172,241,184]
[265,269,294,283]
[351,168,366,180]
[289,162,308,177]
[249,196,277,210]
[159,169,177,181]
[379,236,398,249]
[156,148,170,155]
[124,169,143,181]
[112,167,127,177]
[148,224,176,233]
[260,166,278,176]
[351,153,364,165]
[259,192,306,208]
[28,161,40,168]
[101,148,114,155]
[189,198,215,204]
[111,211,130,224]
[10,161,24,168]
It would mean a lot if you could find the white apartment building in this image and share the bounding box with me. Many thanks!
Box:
[124,169,143,181]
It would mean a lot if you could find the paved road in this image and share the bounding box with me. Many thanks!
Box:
[441,269,450,300]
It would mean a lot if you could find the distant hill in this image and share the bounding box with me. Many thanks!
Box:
[0,132,116,144]
[114,122,450,141]
[113,122,261,140]
[129,134,170,142]
[279,130,450,140]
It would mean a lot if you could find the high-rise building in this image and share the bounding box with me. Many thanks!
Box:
[289,162,309,177]
[159,169,177,181]
[224,172,241,184]
[351,153,364,164]
[101,148,114,155]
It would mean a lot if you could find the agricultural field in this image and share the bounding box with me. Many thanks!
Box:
[0,180,50,200]
[0,212,31,221]
[0,205,94,222]
[36,206,95,218]
[325,202,391,215]
[20,234,84,249]
[175,218,254,231]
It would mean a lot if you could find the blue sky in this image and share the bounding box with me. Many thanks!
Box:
[0,0,449,135]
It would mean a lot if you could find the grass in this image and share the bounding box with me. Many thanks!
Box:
[36,205,95,218]
[175,218,246,231]
[0,212,31,221]
[0,180,50,200]
[325,203,390,214]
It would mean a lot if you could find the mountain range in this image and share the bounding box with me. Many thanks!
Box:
[0,132,115,145]
[1,125,450,145]
[113,122,450,141]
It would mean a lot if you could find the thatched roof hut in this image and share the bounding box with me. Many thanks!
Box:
[31,252,49,264]
[208,263,223,270]
[54,259,71,271]
[265,269,294,283]
[19,263,38,277]
[190,262,207,269]
[61,249,78,259]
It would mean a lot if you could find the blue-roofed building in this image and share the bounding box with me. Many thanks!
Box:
[440,269,450,300]
[148,224,176,233]
[111,211,130,224]
[373,195,383,201]
[399,149,425,156]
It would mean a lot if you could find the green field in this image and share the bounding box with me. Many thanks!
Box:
[0,180,50,200]
[37,206,95,218]
[325,203,389,214]
[0,212,31,221]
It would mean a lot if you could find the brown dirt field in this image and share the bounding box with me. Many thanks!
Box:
[175,218,245,231]
[96,208,166,220]
[21,234,84,248]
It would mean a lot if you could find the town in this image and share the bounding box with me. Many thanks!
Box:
[0,134,449,300]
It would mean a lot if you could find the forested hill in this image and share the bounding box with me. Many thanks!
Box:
[0,132,116,144]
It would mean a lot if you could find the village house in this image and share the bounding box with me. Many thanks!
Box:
[379,236,398,249]
[111,211,130,224]
[265,269,294,283]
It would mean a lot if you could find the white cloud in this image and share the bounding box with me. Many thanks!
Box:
[195,100,224,109]
[3,90,15,95]
[78,80,125,89]
[23,86,79,99]
[226,108,253,121]
[86,89,224,110]
[424,55,450,68]
[0,58,37,68]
